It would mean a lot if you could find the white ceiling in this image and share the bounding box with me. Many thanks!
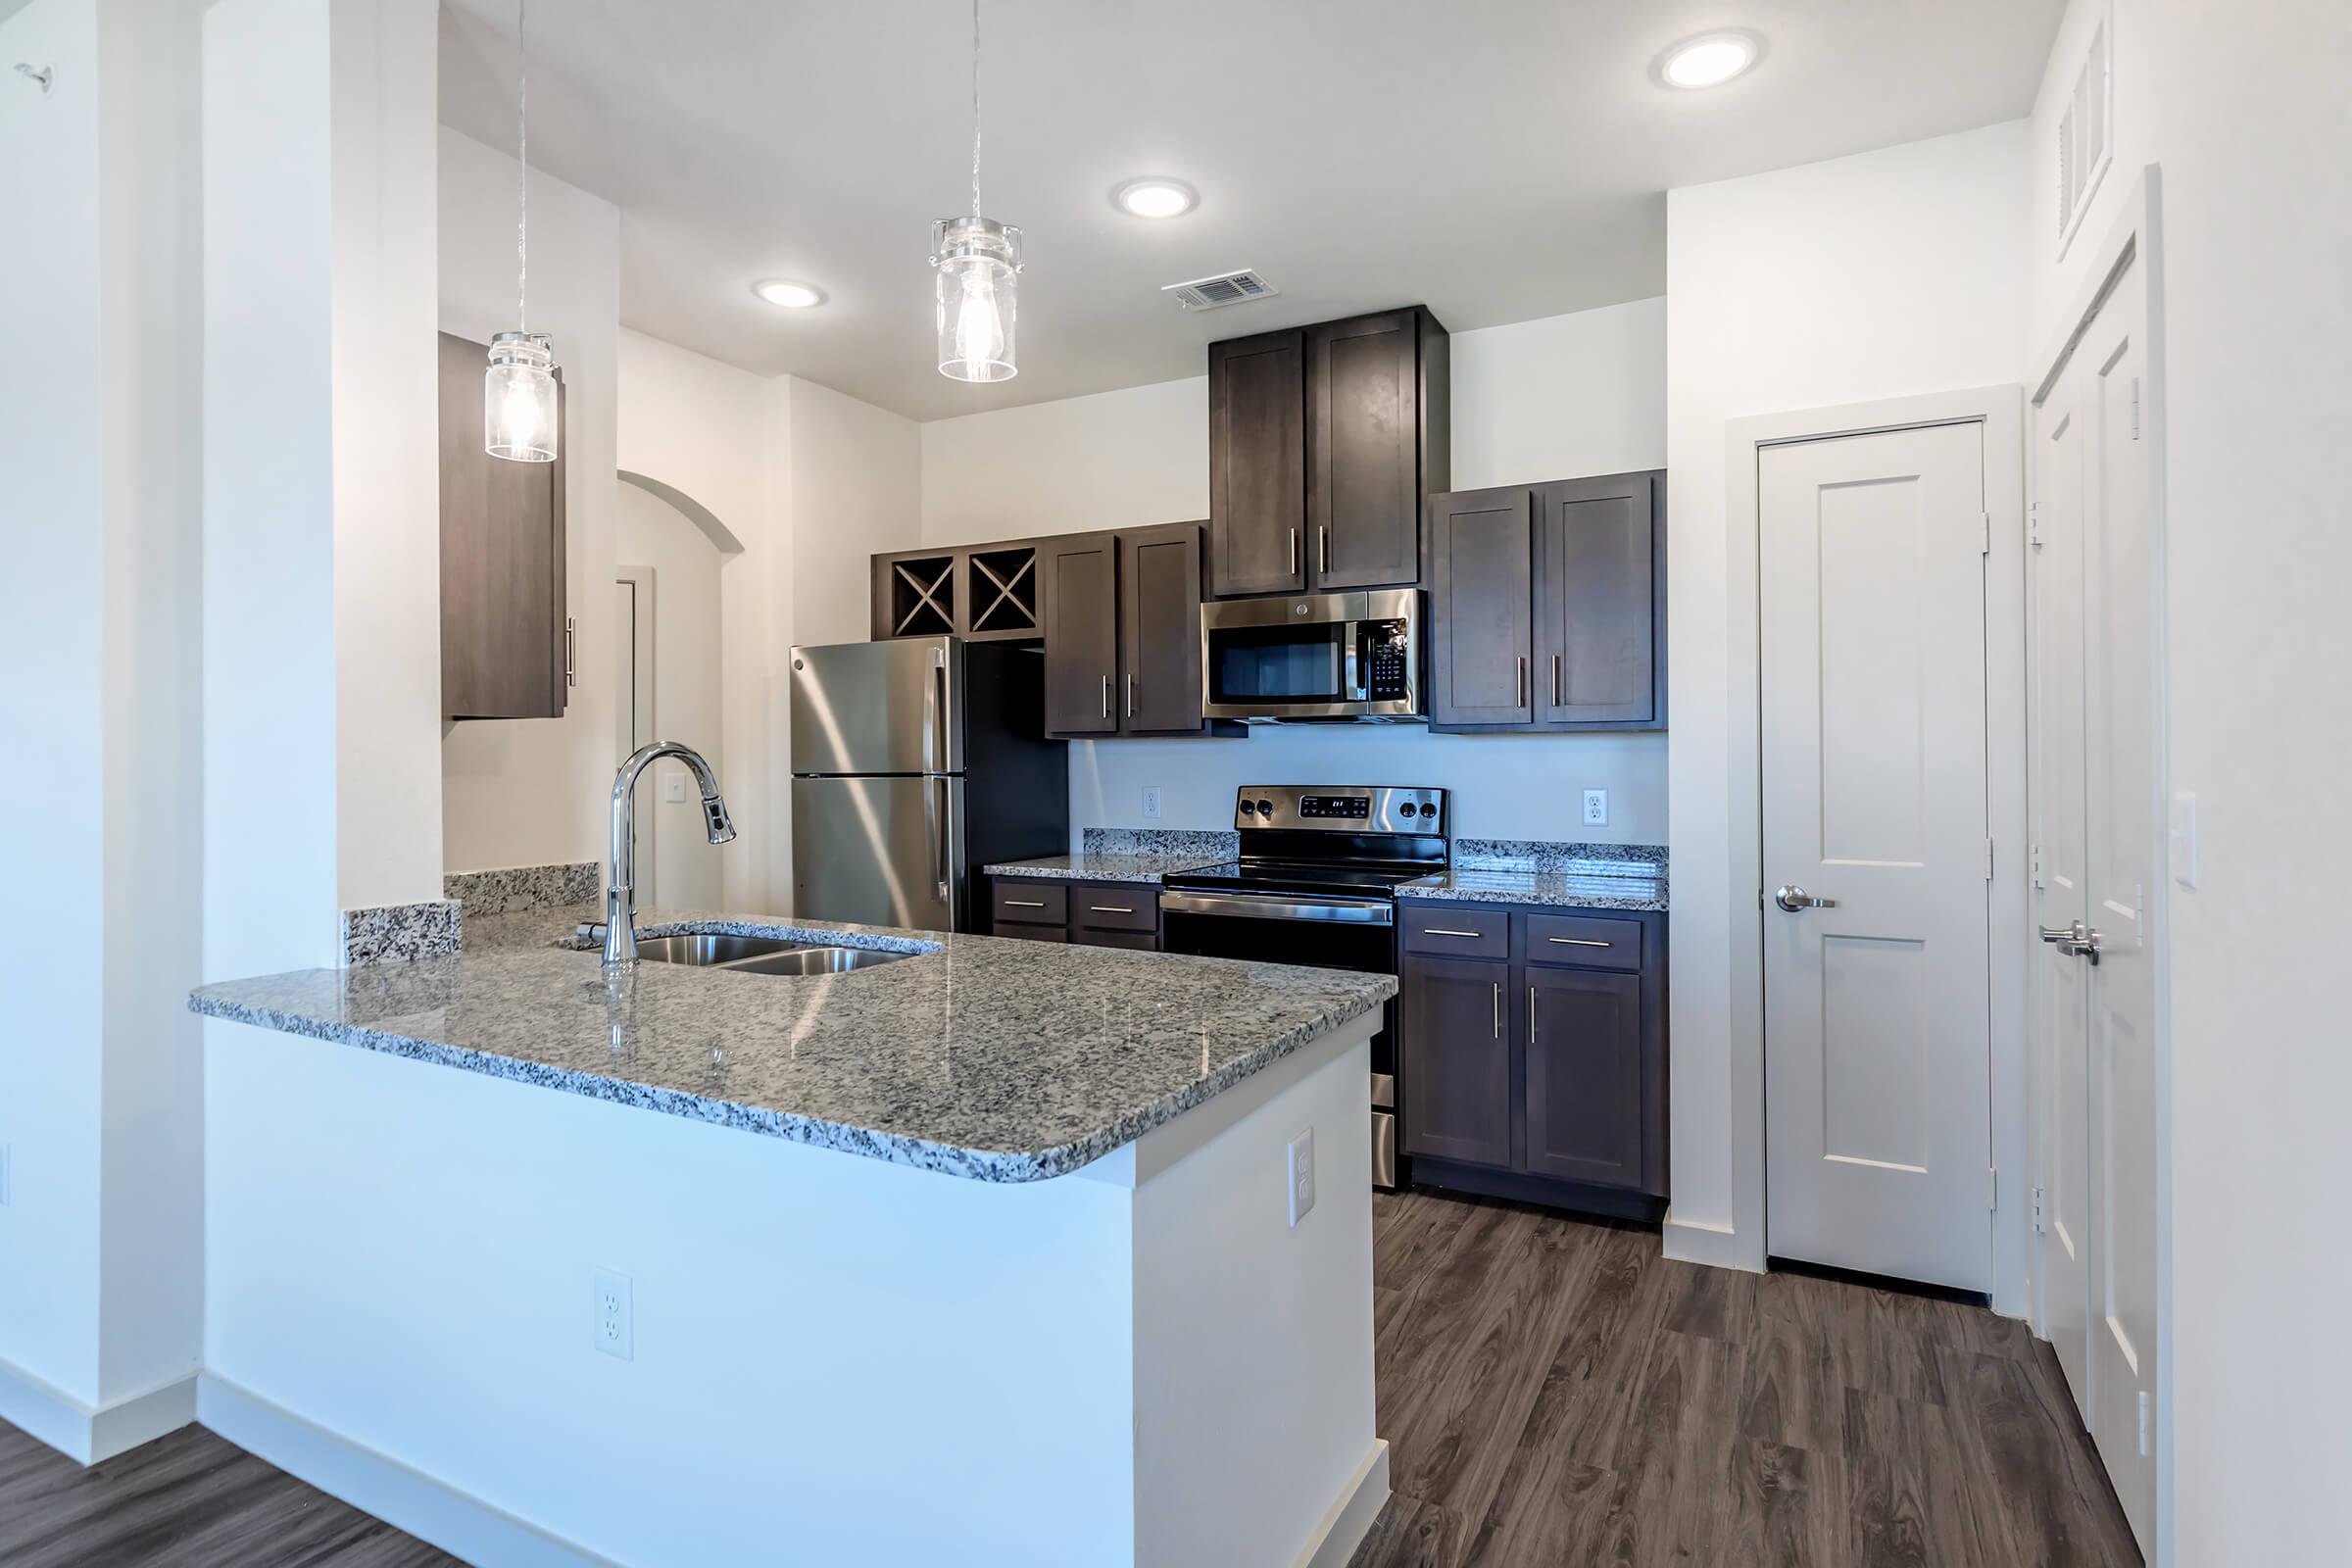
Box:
[438,1,2061,422]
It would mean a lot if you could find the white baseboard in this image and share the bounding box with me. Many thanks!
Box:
[1294,1439,1391,1568]
[196,1375,620,1568]
[0,1355,195,1464]
[1663,1215,1763,1272]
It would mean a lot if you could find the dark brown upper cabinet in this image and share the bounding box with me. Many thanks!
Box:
[1426,470,1666,733]
[439,331,567,720]
[1208,307,1448,599]
[1043,522,1237,741]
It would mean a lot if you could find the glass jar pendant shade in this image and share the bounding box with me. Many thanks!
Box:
[485,331,559,462]
[486,0,558,462]
[930,216,1021,383]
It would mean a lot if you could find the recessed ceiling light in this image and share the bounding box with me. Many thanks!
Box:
[1654,30,1762,90]
[752,278,825,309]
[1113,178,1198,220]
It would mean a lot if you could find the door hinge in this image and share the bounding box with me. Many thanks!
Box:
[2032,1184,2047,1234]
[1981,512,1992,556]
[2028,499,2041,549]
[564,616,577,688]
[2030,841,2044,889]
[1988,1167,1999,1211]
[1985,838,1995,881]
[2131,376,2141,441]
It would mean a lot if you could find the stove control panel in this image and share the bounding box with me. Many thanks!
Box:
[1234,785,1448,835]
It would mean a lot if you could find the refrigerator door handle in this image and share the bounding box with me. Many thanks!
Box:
[926,653,948,773]
[933,776,952,904]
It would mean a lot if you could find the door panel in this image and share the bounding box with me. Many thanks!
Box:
[2035,354,2094,1417]
[2082,262,2158,1550]
[791,775,958,932]
[1042,537,1117,736]
[1427,487,1535,726]
[1536,473,1658,725]
[1308,311,1419,589]
[1399,955,1513,1167]
[1119,524,1206,734]
[789,638,958,774]
[1762,420,1993,1294]
[1522,966,1643,1187]
[1209,329,1306,596]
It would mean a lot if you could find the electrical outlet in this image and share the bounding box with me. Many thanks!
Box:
[663,772,687,804]
[1142,786,1162,819]
[593,1268,633,1360]
[1582,789,1609,827]
[1286,1128,1315,1227]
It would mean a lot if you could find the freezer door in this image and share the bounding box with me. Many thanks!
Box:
[792,775,961,932]
[789,637,961,775]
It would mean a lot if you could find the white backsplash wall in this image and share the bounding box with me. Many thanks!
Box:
[1070,730,1666,850]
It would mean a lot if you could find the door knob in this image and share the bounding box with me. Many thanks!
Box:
[2058,925,2104,965]
[1774,885,1836,912]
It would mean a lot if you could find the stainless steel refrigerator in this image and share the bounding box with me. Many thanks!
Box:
[789,637,1068,933]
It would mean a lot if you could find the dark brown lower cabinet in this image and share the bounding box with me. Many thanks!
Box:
[988,877,1164,950]
[1399,902,1667,1220]
[1398,955,1514,1168]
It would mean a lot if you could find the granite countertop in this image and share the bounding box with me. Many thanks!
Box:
[1401,845,1670,911]
[189,904,1394,1184]
[982,852,1225,885]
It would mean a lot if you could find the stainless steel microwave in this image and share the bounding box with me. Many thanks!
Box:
[1199,590,1421,722]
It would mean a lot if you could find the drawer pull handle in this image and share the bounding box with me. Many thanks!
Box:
[1088,906,1133,914]
[1004,899,1047,908]
[1546,936,1611,948]
[1422,928,1484,939]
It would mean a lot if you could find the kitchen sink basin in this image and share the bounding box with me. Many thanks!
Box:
[622,932,914,976]
[631,933,806,966]
[722,945,911,976]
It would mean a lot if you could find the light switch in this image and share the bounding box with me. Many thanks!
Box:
[663,772,687,804]
[2169,792,2197,890]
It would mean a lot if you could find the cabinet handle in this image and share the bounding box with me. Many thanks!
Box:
[1517,657,1528,707]
[1088,905,1133,914]
[1101,674,1110,720]
[564,616,577,688]
[1289,527,1299,577]
[1552,653,1562,707]
[1529,985,1538,1043]
[1421,928,1484,939]
[1492,981,1501,1039]
[1546,936,1611,949]
[1319,525,1330,573]
[1004,899,1047,908]
[1125,671,1135,718]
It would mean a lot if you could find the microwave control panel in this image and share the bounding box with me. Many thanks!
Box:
[1358,620,1413,701]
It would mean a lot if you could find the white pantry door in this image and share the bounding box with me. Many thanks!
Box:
[1761,421,1994,1294]
[2036,252,2160,1555]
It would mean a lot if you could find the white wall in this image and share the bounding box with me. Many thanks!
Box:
[438,127,620,879]
[787,376,922,646]
[2026,4,2352,1560]
[920,301,1671,849]
[613,482,728,911]
[1662,122,2031,1257]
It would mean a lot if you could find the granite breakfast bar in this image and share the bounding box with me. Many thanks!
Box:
[191,905,1396,1568]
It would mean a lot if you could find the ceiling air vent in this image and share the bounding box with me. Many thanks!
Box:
[1162,269,1279,312]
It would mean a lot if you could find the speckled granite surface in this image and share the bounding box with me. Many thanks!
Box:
[338,901,462,965]
[983,852,1226,885]
[444,861,601,917]
[1400,866,1668,911]
[191,904,1394,1183]
[1083,827,1241,858]
[1452,839,1668,873]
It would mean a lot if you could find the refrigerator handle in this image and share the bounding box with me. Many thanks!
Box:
[926,652,948,772]
[932,776,953,905]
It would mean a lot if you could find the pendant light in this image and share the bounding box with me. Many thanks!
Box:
[929,0,1021,382]
[486,0,559,462]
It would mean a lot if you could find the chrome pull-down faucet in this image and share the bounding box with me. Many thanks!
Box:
[605,742,736,968]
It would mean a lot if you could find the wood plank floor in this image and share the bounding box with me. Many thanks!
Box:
[1349,1189,2142,1568]
[2,1188,2137,1567]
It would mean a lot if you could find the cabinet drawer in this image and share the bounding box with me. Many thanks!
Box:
[993,920,1067,944]
[1074,927,1157,952]
[990,881,1067,927]
[1400,906,1510,957]
[1522,912,1642,971]
[1069,884,1155,932]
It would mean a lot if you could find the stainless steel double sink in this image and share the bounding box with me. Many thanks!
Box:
[628,933,911,977]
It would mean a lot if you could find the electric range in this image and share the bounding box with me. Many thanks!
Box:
[1158,785,1449,1189]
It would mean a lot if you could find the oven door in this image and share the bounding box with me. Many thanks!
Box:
[1158,889,1402,1188]
[1200,591,1420,721]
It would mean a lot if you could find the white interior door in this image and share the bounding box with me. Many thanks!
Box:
[614,573,656,906]
[1761,420,1994,1294]
[2033,362,2094,1414]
